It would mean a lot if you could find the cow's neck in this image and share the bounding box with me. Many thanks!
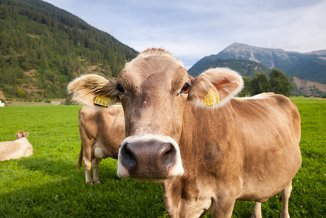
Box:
[163,102,235,213]
[179,102,235,176]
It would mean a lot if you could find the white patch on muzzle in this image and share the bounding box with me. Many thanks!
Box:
[117,134,184,178]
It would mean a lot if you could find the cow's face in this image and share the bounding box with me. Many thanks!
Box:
[116,54,189,138]
[16,131,29,139]
[68,48,243,180]
[114,52,190,179]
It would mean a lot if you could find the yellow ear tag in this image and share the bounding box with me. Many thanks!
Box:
[204,89,220,106]
[93,95,111,107]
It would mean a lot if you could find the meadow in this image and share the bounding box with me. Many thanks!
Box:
[0,98,325,217]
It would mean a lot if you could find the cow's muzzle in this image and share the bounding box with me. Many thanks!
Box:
[117,135,184,179]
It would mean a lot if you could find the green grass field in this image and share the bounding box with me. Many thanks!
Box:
[0,98,325,217]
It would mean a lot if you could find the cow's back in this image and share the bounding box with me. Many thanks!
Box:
[231,94,301,201]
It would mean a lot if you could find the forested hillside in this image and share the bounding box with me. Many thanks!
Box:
[0,0,137,100]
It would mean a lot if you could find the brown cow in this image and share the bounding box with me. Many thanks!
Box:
[68,48,301,217]
[0,131,33,161]
[77,105,124,184]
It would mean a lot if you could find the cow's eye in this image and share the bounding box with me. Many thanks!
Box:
[116,83,125,94]
[180,82,191,94]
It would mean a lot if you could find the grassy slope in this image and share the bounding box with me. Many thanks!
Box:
[0,98,325,217]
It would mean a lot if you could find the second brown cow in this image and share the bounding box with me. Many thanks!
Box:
[78,105,124,184]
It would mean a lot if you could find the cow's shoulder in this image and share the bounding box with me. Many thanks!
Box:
[79,106,97,117]
[107,104,123,117]
[79,106,111,120]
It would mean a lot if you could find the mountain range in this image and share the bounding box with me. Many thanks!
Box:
[189,43,326,96]
[1,0,325,100]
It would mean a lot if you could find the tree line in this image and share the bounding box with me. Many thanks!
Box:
[239,69,292,97]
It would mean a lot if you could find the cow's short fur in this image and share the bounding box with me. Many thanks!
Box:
[0,131,33,161]
[78,105,124,184]
[68,48,301,217]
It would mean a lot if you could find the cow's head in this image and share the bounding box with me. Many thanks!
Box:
[68,48,243,179]
[16,131,29,139]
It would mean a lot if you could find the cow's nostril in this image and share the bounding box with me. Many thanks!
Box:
[160,143,176,168]
[121,143,137,170]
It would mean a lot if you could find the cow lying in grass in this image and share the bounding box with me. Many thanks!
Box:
[68,48,301,217]
[0,131,33,161]
[76,105,125,184]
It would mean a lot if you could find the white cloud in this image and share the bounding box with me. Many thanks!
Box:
[44,0,326,67]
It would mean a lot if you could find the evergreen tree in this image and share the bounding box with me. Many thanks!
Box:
[250,72,270,95]
[269,69,292,96]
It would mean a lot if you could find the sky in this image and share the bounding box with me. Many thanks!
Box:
[44,0,326,68]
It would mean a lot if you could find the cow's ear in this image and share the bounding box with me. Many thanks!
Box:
[67,74,119,107]
[188,68,243,107]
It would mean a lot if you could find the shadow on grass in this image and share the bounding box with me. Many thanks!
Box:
[17,156,119,178]
[0,157,166,217]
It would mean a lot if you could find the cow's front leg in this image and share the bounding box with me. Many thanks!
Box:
[251,202,262,218]
[280,181,292,218]
[83,145,93,184]
[84,157,92,184]
[92,158,101,184]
